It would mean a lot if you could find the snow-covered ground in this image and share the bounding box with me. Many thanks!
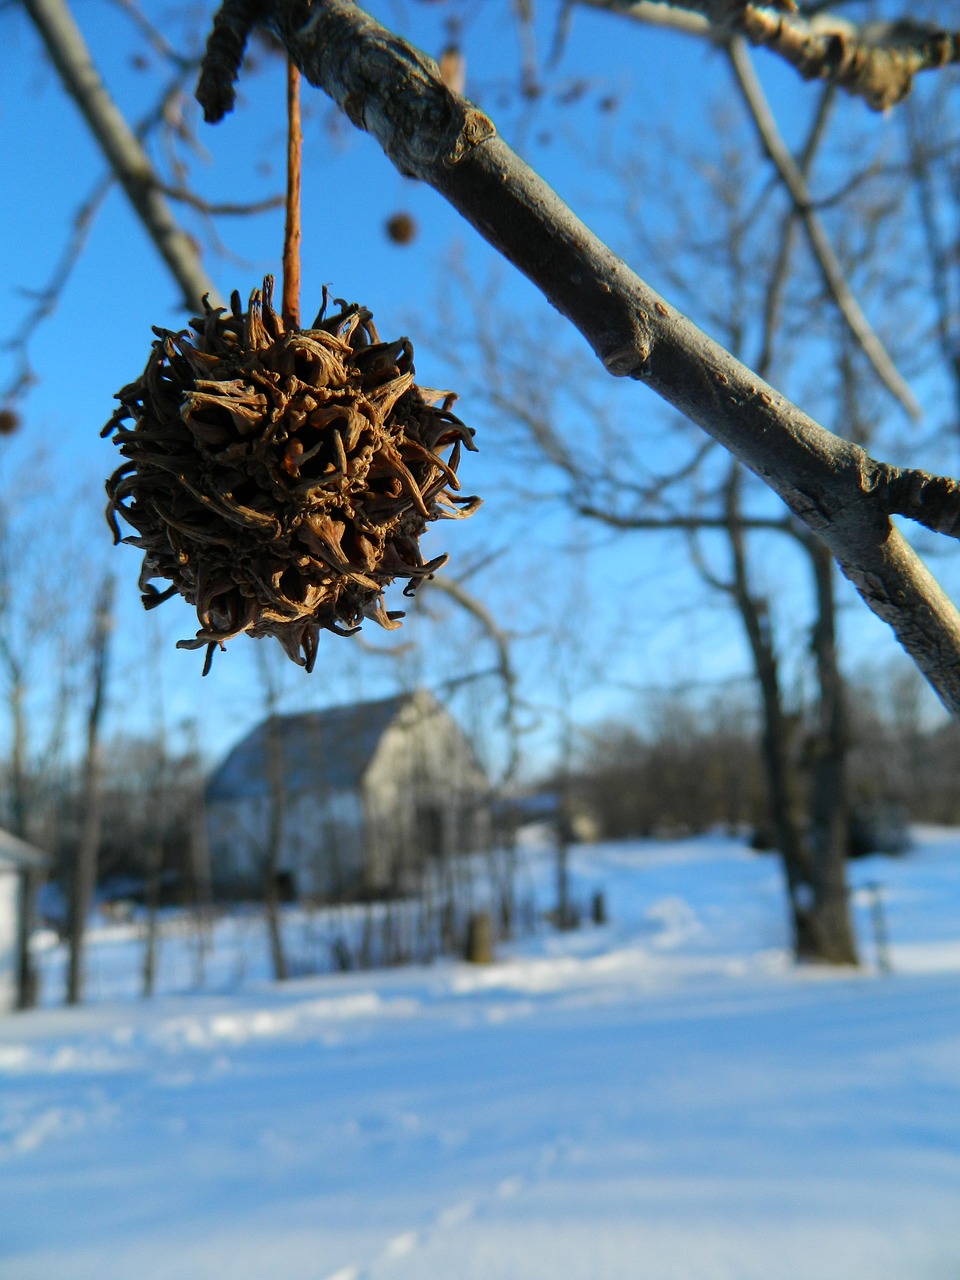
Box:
[2,830,959,1280]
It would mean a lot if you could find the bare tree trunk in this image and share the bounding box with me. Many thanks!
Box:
[141,832,163,996]
[66,577,113,1005]
[263,710,289,981]
[189,781,214,988]
[6,658,28,842]
[803,536,858,964]
[496,819,518,940]
[1,648,40,1008]
[142,659,168,997]
[556,824,571,930]
[723,471,819,957]
[16,869,40,1009]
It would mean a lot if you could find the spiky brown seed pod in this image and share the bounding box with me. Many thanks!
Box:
[103,277,479,674]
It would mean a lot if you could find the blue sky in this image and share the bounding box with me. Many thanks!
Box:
[0,0,953,775]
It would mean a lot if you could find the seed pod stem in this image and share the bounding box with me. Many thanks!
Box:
[283,58,302,330]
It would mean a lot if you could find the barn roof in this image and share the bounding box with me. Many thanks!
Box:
[0,828,51,872]
[207,692,427,802]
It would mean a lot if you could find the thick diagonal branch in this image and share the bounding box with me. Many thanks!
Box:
[205,1,960,710]
[24,0,220,312]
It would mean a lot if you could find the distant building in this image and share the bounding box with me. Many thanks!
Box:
[0,829,50,1013]
[206,690,490,900]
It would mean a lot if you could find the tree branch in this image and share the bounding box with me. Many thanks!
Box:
[3,66,201,405]
[156,183,285,217]
[577,506,790,532]
[24,0,221,312]
[2,171,112,404]
[754,81,834,380]
[726,37,920,420]
[419,574,521,781]
[196,0,264,124]
[201,0,960,711]
[574,1,960,111]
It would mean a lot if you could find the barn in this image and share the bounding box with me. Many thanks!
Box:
[0,829,49,1013]
[206,689,490,900]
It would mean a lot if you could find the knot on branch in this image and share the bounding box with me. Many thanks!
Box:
[881,465,960,538]
[196,0,264,124]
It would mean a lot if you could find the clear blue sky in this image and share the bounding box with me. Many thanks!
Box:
[0,0,951,776]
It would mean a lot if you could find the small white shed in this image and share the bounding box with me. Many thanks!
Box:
[0,830,49,1013]
[206,689,490,900]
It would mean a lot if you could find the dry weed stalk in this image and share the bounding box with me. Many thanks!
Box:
[104,277,479,673]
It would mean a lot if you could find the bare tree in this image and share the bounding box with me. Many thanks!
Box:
[255,649,291,981]
[0,480,90,1003]
[16,0,960,707]
[66,575,114,1005]
[220,0,960,717]
[421,40,930,961]
[10,3,960,976]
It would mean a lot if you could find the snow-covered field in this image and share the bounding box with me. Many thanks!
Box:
[2,830,959,1280]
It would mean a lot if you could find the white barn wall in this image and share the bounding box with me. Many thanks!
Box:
[205,691,491,900]
[208,790,365,898]
[363,693,490,890]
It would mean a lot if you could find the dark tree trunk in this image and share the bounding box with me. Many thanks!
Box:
[725,479,820,958]
[0,643,40,1009]
[16,870,40,1010]
[141,835,163,997]
[263,713,289,981]
[66,578,114,1005]
[802,536,858,964]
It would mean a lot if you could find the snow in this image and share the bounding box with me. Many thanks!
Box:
[1,830,959,1279]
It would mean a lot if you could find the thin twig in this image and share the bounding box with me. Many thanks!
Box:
[726,36,920,419]
[755,81,835,380]
[904,97,960,454]
[577,506,790,532]
[103,0,194,70]
[23,0,220,311]
[419,573,521,782]
[2,66,198,404]
[157,183,284,216]
[2,173,112,403]
[283,58,302,329]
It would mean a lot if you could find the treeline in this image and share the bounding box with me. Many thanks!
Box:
[6,671,959,905]
[570,677,960,843]
[2,736,208,909]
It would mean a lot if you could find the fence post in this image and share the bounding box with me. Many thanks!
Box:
[465,911,493,964]
[867,881,892,973]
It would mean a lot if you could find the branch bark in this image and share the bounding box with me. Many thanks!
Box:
[24,0,221,313]
[726,36,920,420]
[204,0,960,713]
[574,2,960,111]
